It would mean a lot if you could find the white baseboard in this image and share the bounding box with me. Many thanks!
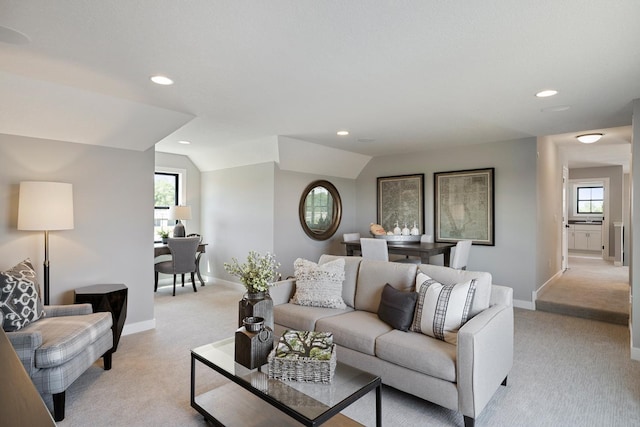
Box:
[631,346,640,361]
[513,299,535,310]
[122,319,156,336]
[533,269,563,302]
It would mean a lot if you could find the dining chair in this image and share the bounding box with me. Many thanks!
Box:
[360,237,389,261]
[342,232,361,242]
[395,234,434,264]
[450,239,473,270]
[154,236,200,296]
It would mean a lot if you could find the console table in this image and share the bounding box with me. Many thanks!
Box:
[74,284,128,352]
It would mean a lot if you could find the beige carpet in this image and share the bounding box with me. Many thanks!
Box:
[53,280,640,427]
[536,255,629,325]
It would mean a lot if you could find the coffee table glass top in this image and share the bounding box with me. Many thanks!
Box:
[192,337,380,422]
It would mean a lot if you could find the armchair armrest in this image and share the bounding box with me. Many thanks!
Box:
[6,330,43,376]
[456,301,514,418]
[269,279,296,305]
[44,303,93,317]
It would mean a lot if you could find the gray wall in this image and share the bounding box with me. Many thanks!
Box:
[0,134,155,329]
[355,137,538,304]
[274,168,357,279]
[200,162,275,283]
[631,98,640,358]
[568,166,623,258]
[537,136,564,287]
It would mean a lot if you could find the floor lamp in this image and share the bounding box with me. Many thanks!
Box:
[169,205,191,237]
[18,182,74,305]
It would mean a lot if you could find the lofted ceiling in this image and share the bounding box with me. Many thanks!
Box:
[0,1,637,172]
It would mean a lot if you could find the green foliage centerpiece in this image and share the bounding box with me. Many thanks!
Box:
[224,251,280,331]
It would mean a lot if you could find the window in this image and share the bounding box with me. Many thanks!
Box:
[577,186,603,214]
[154,172,179,241]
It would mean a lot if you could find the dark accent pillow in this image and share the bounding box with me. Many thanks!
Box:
[1,259,45,332]
[377,283,418,331]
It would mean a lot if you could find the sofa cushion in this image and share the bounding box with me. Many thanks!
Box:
[376,329,457,382]
[274,303,353,332]
[411,272,476,345]
[1,259,45,332]
[316,310,392,356]
[418,264,491,318]
[377,284,418,332]
[319,255,361,308]
[355,260,417,313]
[291,258,346,309]
[19,312,113,368]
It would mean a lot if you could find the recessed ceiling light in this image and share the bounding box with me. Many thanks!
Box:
[337,130,349,136]
[178,140,191,145]
[150,75,174,85]
[576,133,603,144]
[535,89,558,98]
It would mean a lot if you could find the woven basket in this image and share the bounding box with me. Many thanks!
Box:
[267,344,337,383]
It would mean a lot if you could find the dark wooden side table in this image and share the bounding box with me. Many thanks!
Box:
[74,284,128,352]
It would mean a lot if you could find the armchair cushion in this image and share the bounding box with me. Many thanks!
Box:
[19,312,112,368]
[1,259,45,332]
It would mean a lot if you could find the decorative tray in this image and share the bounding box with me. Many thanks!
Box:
[371,234,421,242]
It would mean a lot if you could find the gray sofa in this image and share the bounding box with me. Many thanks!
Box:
[270,255,513,427]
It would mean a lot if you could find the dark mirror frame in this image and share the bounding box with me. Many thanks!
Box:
[298,180,342,241]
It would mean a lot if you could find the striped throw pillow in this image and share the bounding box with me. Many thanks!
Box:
[411,272,476,344]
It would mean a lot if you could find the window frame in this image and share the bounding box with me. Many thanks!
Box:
[576,185,604,215]
[154,168,187,242]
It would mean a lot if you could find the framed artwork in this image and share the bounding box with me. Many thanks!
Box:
[434,168,494,246]
[377,174,424,234]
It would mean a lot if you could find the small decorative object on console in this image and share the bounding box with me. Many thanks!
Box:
[234,316,273,369]
[268,330,337,383]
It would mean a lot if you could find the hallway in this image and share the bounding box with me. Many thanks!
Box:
[536,255,630,325]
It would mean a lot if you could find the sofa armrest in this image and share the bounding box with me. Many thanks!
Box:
[6,330,43,376]
[269,279,296,305]
[44,303,93,317]
[456,302,514,419]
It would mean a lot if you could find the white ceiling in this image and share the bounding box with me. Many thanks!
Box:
[0,1,637,172]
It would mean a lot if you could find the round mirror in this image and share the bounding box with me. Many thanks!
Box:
[299,180,342,241]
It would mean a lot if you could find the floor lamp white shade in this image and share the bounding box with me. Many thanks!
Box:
[169,205,191,237]
[18,181,74,305]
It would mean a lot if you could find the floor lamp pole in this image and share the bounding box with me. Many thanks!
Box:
[43,230,50,306]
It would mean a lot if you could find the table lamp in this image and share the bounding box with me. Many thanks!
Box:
[18,182,74,305]
[169,205,191,237]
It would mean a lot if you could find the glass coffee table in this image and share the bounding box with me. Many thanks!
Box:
[191,337,381,426]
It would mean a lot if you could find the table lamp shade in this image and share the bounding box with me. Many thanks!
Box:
[168,205,192,221]
[18,182,74,230]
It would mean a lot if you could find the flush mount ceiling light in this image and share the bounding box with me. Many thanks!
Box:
[0,25,30,44]
[178,140,191,145]
[150,75,174,85]
[576,133,603,144]
[337,130,349,136]
[535,89,558,98]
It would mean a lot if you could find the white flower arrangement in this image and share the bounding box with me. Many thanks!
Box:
[223,251,280,293]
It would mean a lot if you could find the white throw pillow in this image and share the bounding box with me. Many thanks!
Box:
[411,272,476,345]
[290,258,346,309]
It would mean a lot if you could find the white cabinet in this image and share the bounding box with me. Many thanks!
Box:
[569,223,602,252]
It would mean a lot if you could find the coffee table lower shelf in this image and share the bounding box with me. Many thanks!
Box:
[194,382,363,427]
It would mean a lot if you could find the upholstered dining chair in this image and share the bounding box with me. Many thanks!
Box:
[154,236,200,296]
[360,237,389,261]
[342,232,361,242]
[450,239,473,270]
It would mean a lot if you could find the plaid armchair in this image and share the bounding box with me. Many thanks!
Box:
[6,303,113,422]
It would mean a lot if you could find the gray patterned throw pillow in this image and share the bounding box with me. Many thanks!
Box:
[1,259,45,332]
[290,258,346,309]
